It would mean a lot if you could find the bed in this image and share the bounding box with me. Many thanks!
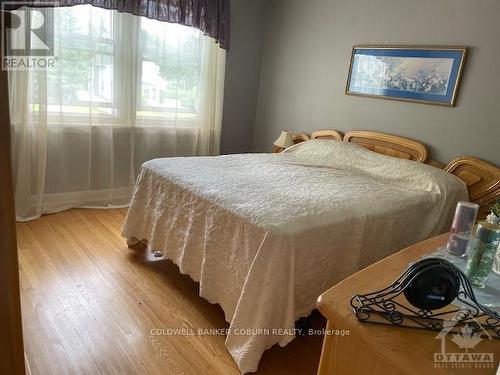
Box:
[122,130,499,373]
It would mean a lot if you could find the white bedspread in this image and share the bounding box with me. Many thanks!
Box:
[122,140,468,373]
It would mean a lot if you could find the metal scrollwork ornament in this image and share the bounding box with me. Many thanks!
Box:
[351,258,500,339]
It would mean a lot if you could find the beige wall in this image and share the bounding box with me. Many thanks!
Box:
[253,0,500,165]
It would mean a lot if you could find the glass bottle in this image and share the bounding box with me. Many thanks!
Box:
[447,201,479,256]
[465,222,500,288]
[493,244,500,276]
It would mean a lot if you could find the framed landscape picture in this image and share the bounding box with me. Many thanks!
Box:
[346,46,468,106]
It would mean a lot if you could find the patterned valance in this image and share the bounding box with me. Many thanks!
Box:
[3,0,230,50]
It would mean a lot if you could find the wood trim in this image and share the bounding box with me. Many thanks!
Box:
[273,133,311,153]
[343,130,428,162]
[317,321,403,375]
[310,129,343,141]
[272,145,284,153]
[445,157,500,219]
[293,133,310,144]
[0,68,26,374]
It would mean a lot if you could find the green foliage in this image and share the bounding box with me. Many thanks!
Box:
[490,199,500,217]
[48,9,94,102]
[141,28,201,110]
[47,7,201,111]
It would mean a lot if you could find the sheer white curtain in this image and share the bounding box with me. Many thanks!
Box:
[9,5,226,221]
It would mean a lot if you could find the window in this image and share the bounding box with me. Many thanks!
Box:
[137,18,202,125]
[10,4,226,220]
[30,5,203,126]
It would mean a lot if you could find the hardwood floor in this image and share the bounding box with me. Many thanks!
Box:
[17,208,325,375]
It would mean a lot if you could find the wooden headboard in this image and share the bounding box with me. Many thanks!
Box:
[288,129,427,162]
[445,157,500,219]
[343,130,428,162]
[311,130,343,141]
[292,133,310,144]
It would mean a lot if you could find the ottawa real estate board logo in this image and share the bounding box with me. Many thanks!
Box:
[1,1,57,70]
[434,316,496,370]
